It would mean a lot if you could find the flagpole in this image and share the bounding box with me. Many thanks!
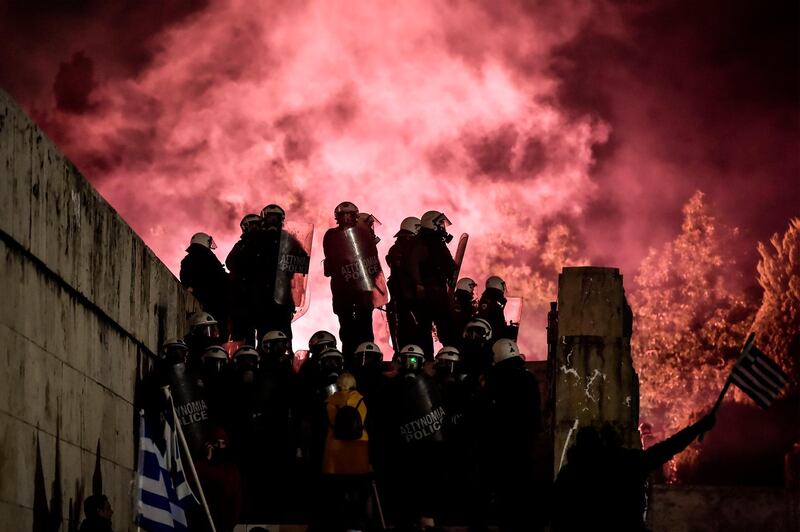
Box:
[164,387,218,532]
[700,332,756,442]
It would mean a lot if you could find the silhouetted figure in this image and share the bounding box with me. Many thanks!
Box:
[384,344,445,530]
[317,373,371,531]
[432,346,473,524]
[198,344,230,425]
[552,414,716,532]
[408,210,457,358]
[476,275,508,342]
[323,201,386,360]
[386,216,421,351]
[180,232,229,340]
[480,339,541,532]
[184,311,223,368]
[79,494,113,532]
[227,206,307,344]
[450,277,477,351]
[461,318,494,382]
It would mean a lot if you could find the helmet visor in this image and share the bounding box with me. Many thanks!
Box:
[193,324,220,339]
[202,357,227,373]
[399,354,424,371]
[464,326,488,341]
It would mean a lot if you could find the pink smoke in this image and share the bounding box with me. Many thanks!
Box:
[1,0,796,358]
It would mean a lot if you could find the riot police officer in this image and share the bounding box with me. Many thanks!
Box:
[260,330,293,374]
[461,317,493,381]
[451,277,477,350]
[228,344,293,521]
[180,232,230,341]
[198,344,230,424]
[163,338,213,461]
[226,214,265,343]
[408,210,457,358]
[433,345,473,523]
[322,202,388,361]
[385,344,445,529]
[227,206,309,344]
[484,339,541,531]
[350,341,385,398]
[477,275,509,341]
[185,311,222,369]
[386,216,421,351]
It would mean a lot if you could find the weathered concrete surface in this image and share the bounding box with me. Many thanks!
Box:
[649,485,800,531]
[0,89,197,531]
[552,267,640,475]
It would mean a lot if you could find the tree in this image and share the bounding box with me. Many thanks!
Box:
[631,191,756,478]
[751,218,800,389]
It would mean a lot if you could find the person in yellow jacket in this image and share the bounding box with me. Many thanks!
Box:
[319,372,371,530]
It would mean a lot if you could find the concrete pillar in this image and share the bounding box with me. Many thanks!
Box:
[551,267,640,476]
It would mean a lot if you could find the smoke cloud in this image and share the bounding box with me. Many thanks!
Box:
[1,0,796,355]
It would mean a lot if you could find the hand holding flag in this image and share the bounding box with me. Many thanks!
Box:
[700,333,790,442]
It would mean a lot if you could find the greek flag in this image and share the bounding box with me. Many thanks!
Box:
[731,344,789,409]
[135,408,197,531]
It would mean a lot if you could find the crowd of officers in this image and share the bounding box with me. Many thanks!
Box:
[154,318,539,531]
[162,202,542,531]
[179,201,517,361]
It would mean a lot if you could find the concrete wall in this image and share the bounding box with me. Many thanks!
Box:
[552,267,640,475]
[0,89,197,531]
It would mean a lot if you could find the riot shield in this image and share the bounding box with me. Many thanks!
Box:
[274,222,313,309]
[505,296,523,341]
[392,373,446,444]
[448,233,469,298]
[331,223,389,307]
[166,364,211,460]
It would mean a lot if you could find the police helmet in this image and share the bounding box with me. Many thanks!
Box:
[233,345,259,369]
[188,232,216,251]
[396,344,425,370]
[492,338,521,364]
[201,345,229,372]
[188,312,219,339]
[486,275,507,294]
[319,347,345,373]
[420,210,451,230]
[455,277,477,295]
[240,213,262,233]
[261,204,285,228]
[309,330,337,355]
[353,341,383,367]
[161,337,188,364]
[334,202,359,224]
[463,318,492,341]
[395,216,421,237]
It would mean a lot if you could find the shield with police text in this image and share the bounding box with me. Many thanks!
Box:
[167,364,211,460]
[392,373,446,444]
[273,222,313,309]
[332,223,389,307]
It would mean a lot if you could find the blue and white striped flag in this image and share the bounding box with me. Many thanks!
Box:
[135,409,196,531]
[731,345,789,409]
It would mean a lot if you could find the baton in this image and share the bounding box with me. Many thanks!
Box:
[372,478,387,529]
